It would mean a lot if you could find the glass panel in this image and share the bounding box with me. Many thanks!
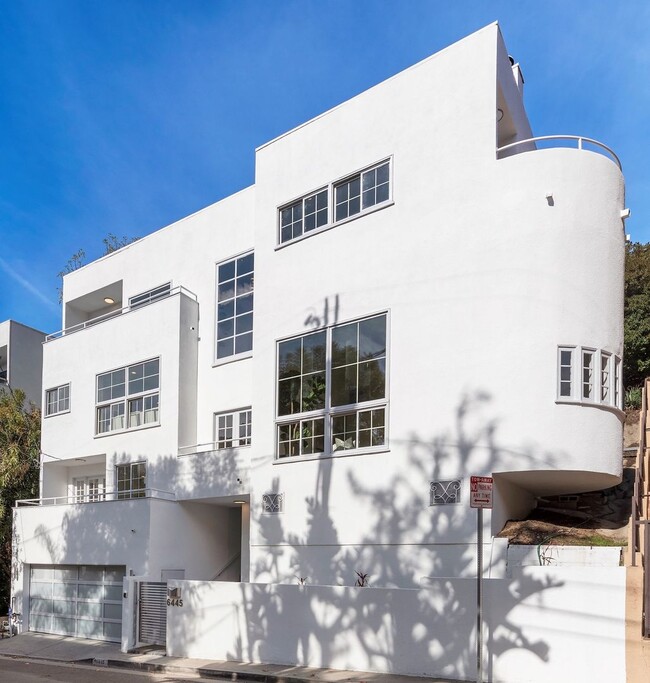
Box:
[237,252,254,275]
[53,566,78,581]
[52,616,75,634]
[77,601,102,618]
[236,293,253,315]
[236,313,253,334]
[332,323,357,367]
[301,372,325,412]
[103,603,121,619]
[235,332,253,354]
[218,260,236,281]
[53,583,77,599]
[560,367,571,381]
[79,566,103,581]
[77,619,103,637]
[331,365,358,407]
[217,299,234,320]
[78,584,103,600]
[217,338,234,358]
[278,338,301,378]
[30,614,51,631]
[31,567,54,581]
[30,597,53,613]
[236,273,254,295]
[278,377,301,416]
[52,599,75,615]
[30,582,53,598]
[218,280,235,302]
[359,315,386,359]
[104,566,125,583]
[358,359,386,402]
[302,332,326,373]
[104,621,122,639]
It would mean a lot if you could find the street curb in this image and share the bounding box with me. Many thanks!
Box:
[90,657,318,682]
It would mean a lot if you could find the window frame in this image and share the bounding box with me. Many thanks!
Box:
[115,461,146,500]
[214,250,254,364]
[214,407,252,450]
[275,311,389,461]
[45,383,71,417]
[95,358,160,436]
[277,158,393,247]
[556,345,622,410]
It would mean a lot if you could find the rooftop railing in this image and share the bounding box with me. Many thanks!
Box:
[46,285,198,342]
[497,135,621,170]
[15,487,175,507]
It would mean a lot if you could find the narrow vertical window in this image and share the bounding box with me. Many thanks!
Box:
[582,350,594,400]
[614,356,621,409]
[558,348,573,398]
[600,352,611,403]
[216,252,254,360]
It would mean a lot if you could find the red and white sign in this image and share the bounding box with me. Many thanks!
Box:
[470,476,493,509]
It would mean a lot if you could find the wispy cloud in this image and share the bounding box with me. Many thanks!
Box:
[0,257,58,311]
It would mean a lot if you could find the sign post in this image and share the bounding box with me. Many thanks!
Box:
[470,475,493,683]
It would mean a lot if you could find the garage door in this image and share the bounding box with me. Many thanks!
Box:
[29,565,125,642]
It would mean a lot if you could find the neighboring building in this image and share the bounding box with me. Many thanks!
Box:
[0,320,46,408]
[12,22,626,673]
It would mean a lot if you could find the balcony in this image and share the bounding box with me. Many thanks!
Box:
[46,285,197,341]
[15,487,175,507]
[497,135,621,169]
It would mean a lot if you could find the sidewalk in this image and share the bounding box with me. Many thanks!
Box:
[0,632,468,683]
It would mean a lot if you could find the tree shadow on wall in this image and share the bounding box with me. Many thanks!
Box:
[223,391,564,680]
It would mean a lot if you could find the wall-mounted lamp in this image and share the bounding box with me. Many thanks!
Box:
[620,208,631,220]
[104,297,115,305]
[545,192,554,206]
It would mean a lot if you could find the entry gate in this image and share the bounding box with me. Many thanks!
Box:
[138,582,167,646]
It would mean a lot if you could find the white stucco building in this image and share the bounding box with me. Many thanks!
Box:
[0,319,46,407]
[12,23,627,682]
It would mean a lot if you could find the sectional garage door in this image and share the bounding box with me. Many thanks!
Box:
[29,565,125,642]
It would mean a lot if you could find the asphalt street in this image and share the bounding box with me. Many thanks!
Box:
[0,656,229,683]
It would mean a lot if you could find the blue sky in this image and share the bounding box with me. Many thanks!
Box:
[1,1,649,334]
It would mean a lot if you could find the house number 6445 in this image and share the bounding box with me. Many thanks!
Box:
[167,598,183,607]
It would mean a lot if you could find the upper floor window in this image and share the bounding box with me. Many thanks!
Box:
[278,159,392,245]
[276,313,387,459]
[45,384,70,416]
[557,346,621,409]
[96,359,159,434]
[214,408,252,449]
[116,462,146,499]
[129,282,171,309]
[216,252,254,361]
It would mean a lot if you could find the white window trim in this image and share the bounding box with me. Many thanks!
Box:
[275,311,390,461]
[213,407,252,450]
[45,383,71,417]
[276,157,394,248]
[214,250,254,366]
[95,358,160,436]
[556,345,622,411]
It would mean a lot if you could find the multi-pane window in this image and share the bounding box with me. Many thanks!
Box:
[558,349,573,398]
[278,159,391,245]
[280,190,328,243]
[96,359,159,434]
[46,384,70,416]
[335,161,390,222]
[116,462,146,500]
[129,282,171,309]
[582,350,594,400]
[216,252,254,360]
[557,345,621,409]
[215,408,252,449]
[72,476,105,503]
[276,313,387,459]
[600,352,611,402]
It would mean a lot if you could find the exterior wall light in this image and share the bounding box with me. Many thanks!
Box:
[620,208,631,220]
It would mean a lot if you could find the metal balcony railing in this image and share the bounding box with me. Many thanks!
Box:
[46,285,198,342]
[497,135,622,170]
[15,487,175,507]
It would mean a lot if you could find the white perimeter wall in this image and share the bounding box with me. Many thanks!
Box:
[164,566,625,683]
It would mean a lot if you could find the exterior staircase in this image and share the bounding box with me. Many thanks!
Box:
[626,377,650,678]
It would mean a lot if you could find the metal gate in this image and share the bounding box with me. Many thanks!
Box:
[137,582,167,646]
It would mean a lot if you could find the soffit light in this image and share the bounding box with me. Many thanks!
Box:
[104,297,115,304]
[233,500,246,505]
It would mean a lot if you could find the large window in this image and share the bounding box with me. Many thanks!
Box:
[72,476,105,503]
[557,346,621,409]
[216,252,254,360]
[96,359,159,434]
[278,159,392,245]
[116,462,146,499]
[276,313,387,459]
[215,408,252,449]
[45,384,70,416]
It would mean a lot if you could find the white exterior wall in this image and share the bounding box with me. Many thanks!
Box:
[0,320,46,407]
[165,567,626,683]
